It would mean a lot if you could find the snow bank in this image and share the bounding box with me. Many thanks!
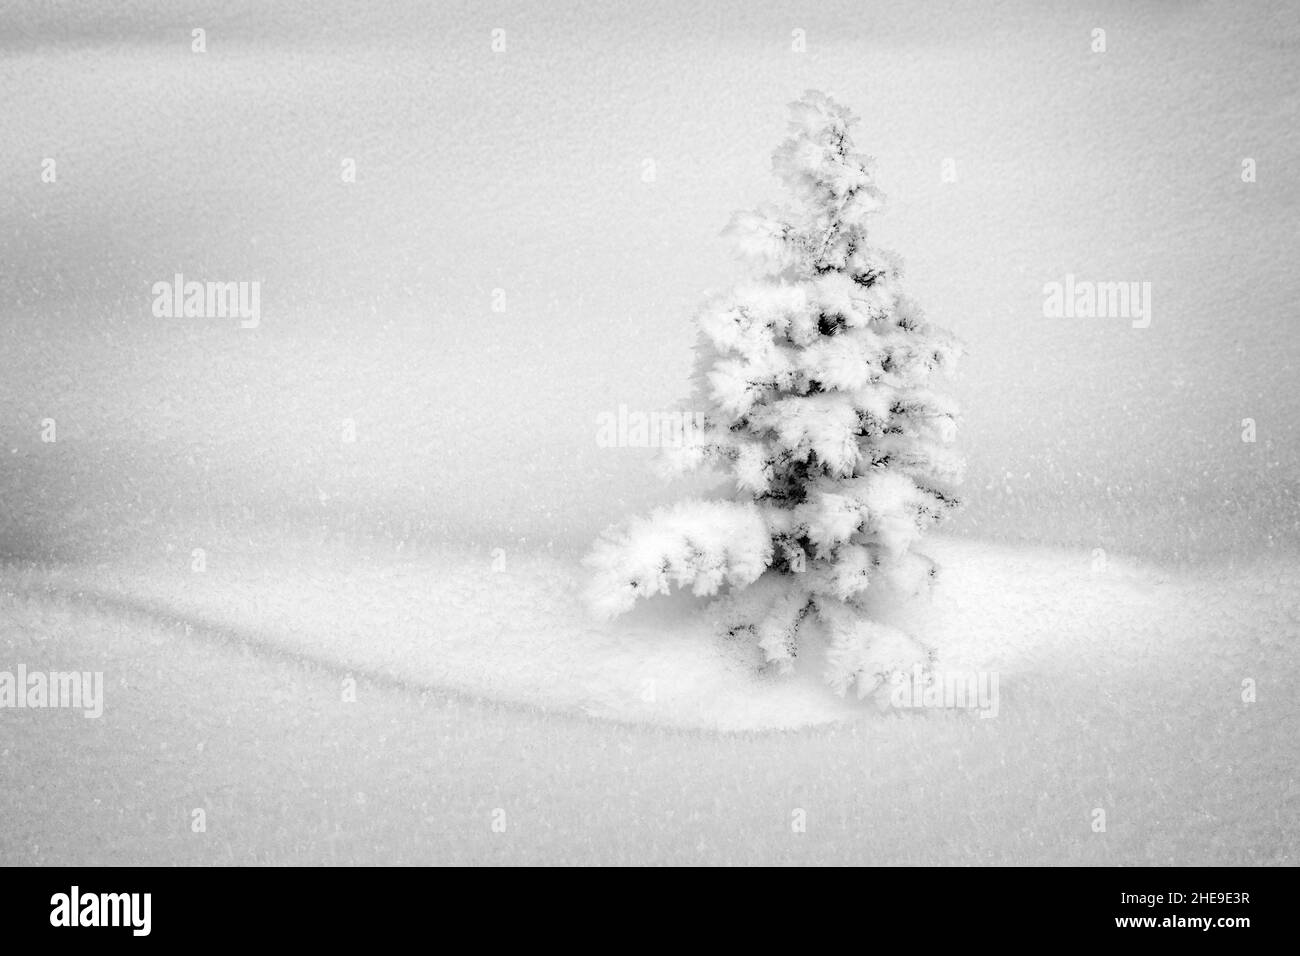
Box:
[10,535,1296,733]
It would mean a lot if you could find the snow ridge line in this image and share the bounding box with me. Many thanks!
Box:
[16,584,497,709]
[11,584,802,736]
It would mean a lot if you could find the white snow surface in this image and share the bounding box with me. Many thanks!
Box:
[2,0,1298,865]
[3,534,1297,864]
[11,534,1296,732]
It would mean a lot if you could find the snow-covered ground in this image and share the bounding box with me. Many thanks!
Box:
[2,0,1297,865]
[3,535,1296,864]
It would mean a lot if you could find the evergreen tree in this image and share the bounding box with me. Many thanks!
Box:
[586,91,963,697]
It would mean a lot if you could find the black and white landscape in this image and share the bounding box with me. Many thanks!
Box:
[1,0,1297,867]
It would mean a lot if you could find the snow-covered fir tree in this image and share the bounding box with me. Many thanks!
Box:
[586,91,963,697]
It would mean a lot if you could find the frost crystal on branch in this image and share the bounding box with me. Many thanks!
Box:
[586,91,964,698]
